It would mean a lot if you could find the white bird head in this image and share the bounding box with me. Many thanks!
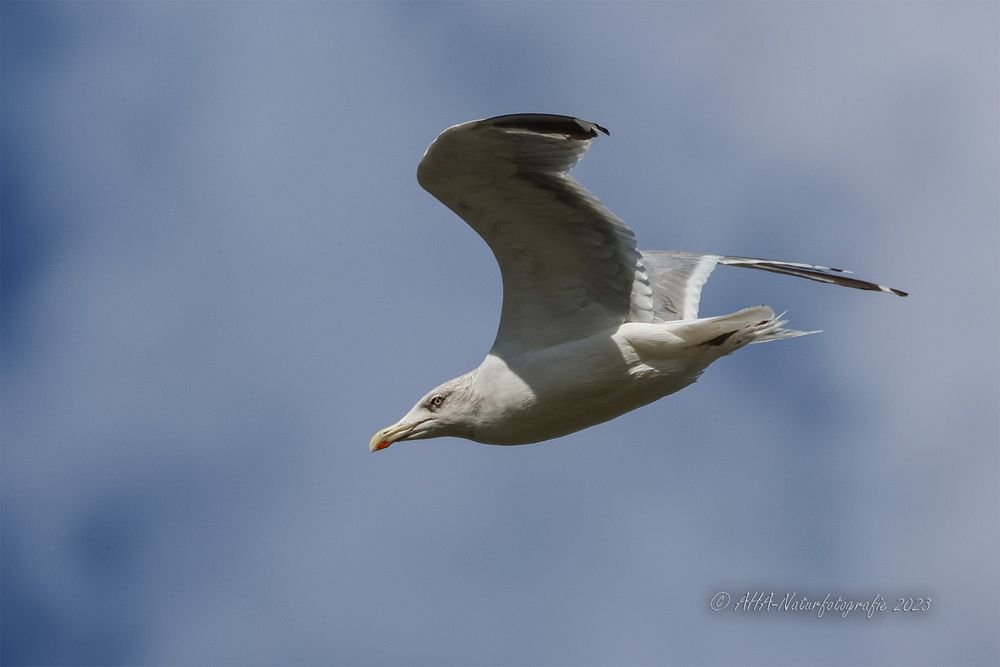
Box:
[369,373,477,452]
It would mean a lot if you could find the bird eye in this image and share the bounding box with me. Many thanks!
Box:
[428,395,445,409]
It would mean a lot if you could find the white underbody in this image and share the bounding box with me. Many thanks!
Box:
[465,307,777,445]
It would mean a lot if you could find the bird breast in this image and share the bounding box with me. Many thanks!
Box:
[469,330,686,445]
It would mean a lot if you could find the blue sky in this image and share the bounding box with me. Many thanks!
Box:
[2,2,998,665]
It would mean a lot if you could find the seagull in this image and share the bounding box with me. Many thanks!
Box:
[370,114,906,452]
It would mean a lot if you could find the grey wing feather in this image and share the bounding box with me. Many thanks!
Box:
[640,251,908,322]
[639,251,721,321]
[717,256,908,297]
[417,114,653,353]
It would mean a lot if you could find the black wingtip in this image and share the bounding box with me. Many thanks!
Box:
[720,256,908,297]
[486,113,609,140]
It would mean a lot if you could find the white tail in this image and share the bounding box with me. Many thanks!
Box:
[693,306,820,348]
[747,310,820,344]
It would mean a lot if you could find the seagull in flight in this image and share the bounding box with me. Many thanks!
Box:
[370,114,906,452]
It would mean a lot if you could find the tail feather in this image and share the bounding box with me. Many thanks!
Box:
[693,306,819,348]
[749,310,821,344]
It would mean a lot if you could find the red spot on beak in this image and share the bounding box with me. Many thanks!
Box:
[372,440,392,452]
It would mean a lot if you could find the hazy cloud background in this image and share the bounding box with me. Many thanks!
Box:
[3,2,997,665]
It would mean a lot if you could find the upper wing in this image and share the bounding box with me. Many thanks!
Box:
[417,114,654,355]
[641,251,908,322]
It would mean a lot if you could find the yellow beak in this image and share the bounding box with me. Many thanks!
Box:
[369,421,417,453]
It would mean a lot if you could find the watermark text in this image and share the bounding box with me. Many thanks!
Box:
[709,591,931,619]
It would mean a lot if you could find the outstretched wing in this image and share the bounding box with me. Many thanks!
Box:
[642,251,908,321]
[417,114,654,355]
